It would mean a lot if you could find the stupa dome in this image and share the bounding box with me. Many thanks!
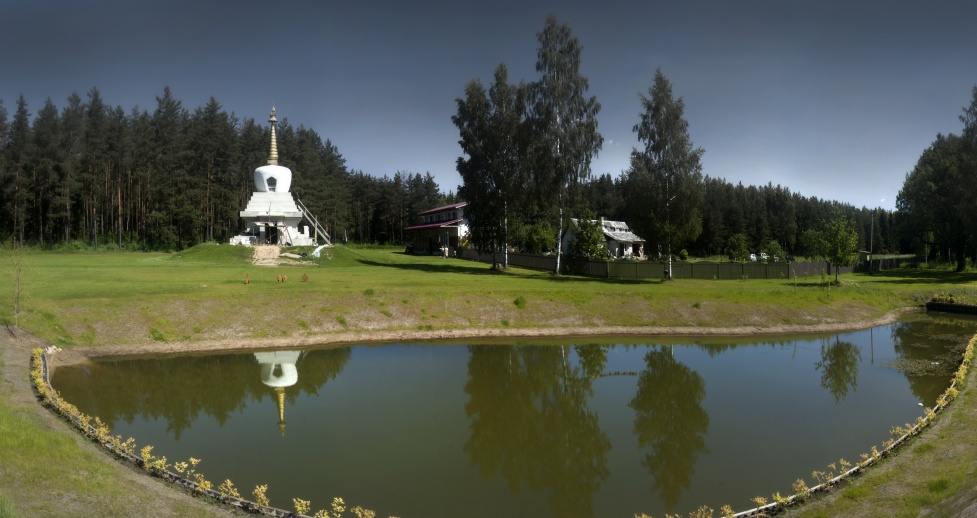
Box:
[254,164,292,193]
[252,106,292,193]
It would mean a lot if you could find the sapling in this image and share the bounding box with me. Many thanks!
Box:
[218,479,241,500]
[293,498,311,516]
[252,484,270,507]
[792,478,809,500]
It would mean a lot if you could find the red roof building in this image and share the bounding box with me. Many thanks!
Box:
[405,202,469,255]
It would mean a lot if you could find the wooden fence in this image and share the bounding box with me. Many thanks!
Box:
[461,250,793,279]
[458,249,907,280]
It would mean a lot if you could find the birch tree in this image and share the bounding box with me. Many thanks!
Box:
[622,69,704,277]
[528,15,602,274]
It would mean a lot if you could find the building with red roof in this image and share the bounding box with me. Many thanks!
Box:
[405,202,469,256]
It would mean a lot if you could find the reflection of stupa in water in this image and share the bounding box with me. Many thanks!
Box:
[230,107,331,246]
[254,350,302,436]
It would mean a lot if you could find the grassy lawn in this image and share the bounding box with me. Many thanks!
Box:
[2,243,977,517]
[3,243,975,347]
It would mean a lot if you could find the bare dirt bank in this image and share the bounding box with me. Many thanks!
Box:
[56,307,917,367]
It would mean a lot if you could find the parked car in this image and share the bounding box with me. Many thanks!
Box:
[749,253,757,261]
[759,252,769,261]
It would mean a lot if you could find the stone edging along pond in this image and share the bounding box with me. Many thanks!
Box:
[30,334,977,518]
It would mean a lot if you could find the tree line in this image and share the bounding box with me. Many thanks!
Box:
[897,85,977,271]
[4,17,972,267]
[0,87,451,249]
[453,15,901,270]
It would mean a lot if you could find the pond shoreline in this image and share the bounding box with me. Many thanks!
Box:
[51,307,919,368]
[12,305,977,518]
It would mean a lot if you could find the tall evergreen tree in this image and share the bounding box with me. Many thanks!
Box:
[149,86,190,249]
[4,96,32,245]
[0,99,7,239]
[188,97,239,242]
[31,98,61,244]
[57,93,85,242]
[81,87,110,248]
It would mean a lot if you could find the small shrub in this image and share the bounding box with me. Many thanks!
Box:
[218,479,241,499]
[351,507,377,518]
[149,328,167,342]
[293,498,311,516]
[297,319,309,330]
[932,292,956,304]
[692,301,701,309]
[772,491,789,507]
[192,472,212,494]
[331,497,346,517]
[513,295,527,309]
[792,479,809,501]
[140,445,155,469]
[336,316,347,327]
[253,484,270,507]
[501,319,510,327]
[363,288,375,297]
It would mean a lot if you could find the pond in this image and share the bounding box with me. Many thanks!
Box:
[51,313,977,518]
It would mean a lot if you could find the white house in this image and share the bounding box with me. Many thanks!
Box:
[561,218,645,259]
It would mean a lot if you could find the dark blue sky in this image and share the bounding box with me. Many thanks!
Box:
[3,0,975,210]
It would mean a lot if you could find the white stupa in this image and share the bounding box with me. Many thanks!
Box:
[230,108,329,246]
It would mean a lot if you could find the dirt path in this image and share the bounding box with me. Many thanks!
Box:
[250,245,280,266]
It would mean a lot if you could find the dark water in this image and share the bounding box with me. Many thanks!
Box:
[51,314,977,518]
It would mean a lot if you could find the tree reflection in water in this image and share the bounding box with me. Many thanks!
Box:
[50,348,351,438]
[815,337,861,403]
[629,346,709,512]
[890,318,972,406]
[463,344,611,518]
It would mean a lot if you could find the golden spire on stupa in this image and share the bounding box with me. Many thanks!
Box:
[268,107,279,165]
[275,386,287,437]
